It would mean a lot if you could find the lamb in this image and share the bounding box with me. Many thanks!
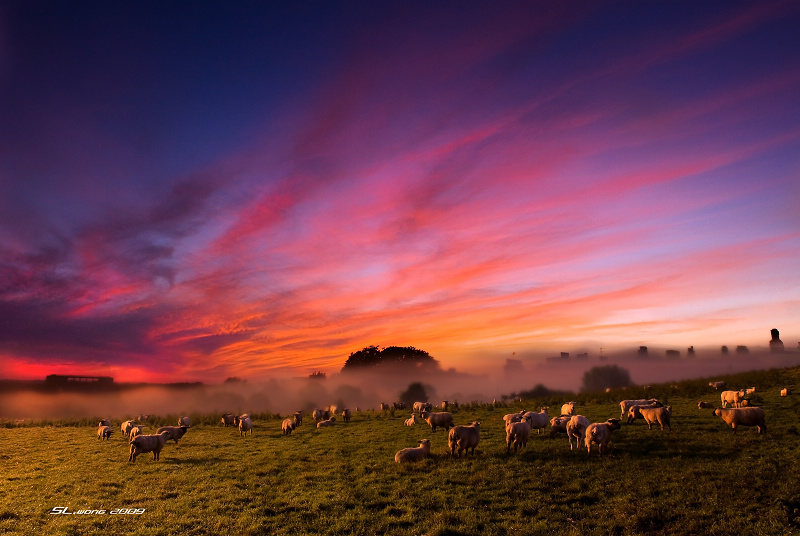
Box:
[97,425,112,440]
[584,419,622,457]
[341,408,351,423]
[394,439,431,463]
[697,401,714,409]
[316,416,336,428]
[156,425,189,444]
[239,416,253,437]
[619,399,660,420]
[421,410,454,432]
[549,415,571,439]
[560,402,577,416]
[178,416,192,428]
[712,407,766,434]
[639,406,672,431]
[98,419,111,427]
[709,381,727,390]
[129,425,144,439]
[448,422,481,458]
[221,413,237,427]
[293,411,303,426]
[281,418,296,435]
[627,403,661,424]
[121,420,137,437]
[503,411,526,425]
[781,388,790,397]
[404,414,420,426]
[721,390,746,408]
[522,408,549,434]
[128,430,170,463]
[566,415,591,451]
[506,420,531,452]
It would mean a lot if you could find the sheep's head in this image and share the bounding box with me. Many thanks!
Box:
[419,439,431,447]
[712,407,722,417]
[607,419,621,430]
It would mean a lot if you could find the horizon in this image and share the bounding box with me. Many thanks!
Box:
[1,3,799,384]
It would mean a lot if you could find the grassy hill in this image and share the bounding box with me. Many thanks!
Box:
[1,366,799,535]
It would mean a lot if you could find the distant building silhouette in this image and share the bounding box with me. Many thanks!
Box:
[576,353,588,360]
[638,346,649,357]
[770,328,785,353]
[45,374,114,391]
[736,345,749,354]
[721,345,729,355]
[687,346,695,357]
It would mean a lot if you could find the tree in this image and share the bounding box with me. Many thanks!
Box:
[581,365,632,393]
[341,345,439,372]
[399,382,428,407]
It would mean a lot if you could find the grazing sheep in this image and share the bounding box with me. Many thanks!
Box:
[721,390,746,408]
[585,419,622,457]
[312,409,326,422]
[136,414,150,423]
[506,420,531,452]
[221,413,237,427]
[712,407,766,434]
[293,411,303,426]
[129,425,144,439]
[745,387,756,395]
[128,431,170,463]
[709,381,727,390]
[121,420,137,437]
[619,399,660,420]
[178,416,192,428]
[156,425,189,444]
[567,415,591,451]
[522,408,549,434]
[549,415,571,439]
[281,419,296,435]
[98,419,111,427]
[781,388,790,397]
[413,401,433,413]
[697,401,714,409]
[316,416,336,428]
[639,406,672,431]
[448,422,481,458]
[341,408,352,423]
[560,402,577,416]
[627,402,662,424]
[421,411,454,432]
[239,416,253,437]
[404,414,420,426]
[393,402,407,410]
[394,439,431,463]
[380,403,389,411]
[97,426,113,440]
[503,411,526,425]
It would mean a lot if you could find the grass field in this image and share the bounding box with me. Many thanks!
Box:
[2,367,800,536]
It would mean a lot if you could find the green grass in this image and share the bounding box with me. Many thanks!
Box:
[2,367,800,535]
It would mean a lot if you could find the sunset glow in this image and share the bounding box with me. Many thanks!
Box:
[1,3,798,382]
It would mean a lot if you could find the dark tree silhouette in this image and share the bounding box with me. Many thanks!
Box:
[341,345,439,372]
[399,382,428,407]
[581,365,632,392]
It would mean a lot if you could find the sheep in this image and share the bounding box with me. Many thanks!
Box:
[639,406,672,431]
[441,401,449,410]
[413,401,432,413]
[626,402,662,424]
[380,403,389,411]
[420,411,454,432]
[129,425,144,439]
[128,430,170,463]
[503,410,526,425]
[239,416,253,437]
[619,399,660,420]
[341,408,351,423]
[316,416,336,428]
[745,387,756,395]
[121,420,137,437]
[739,399,751,407]
[522,408,549,434]
[448,422,481,458]
[549,415,571,439]
[136,414,150,423]
[404,414,420,426]
[781,388,790,397]
[697,401,714,409]
[97,426,113,440]
[584,419,622,457]
[506,420,531,452]
[98,419,111,427]
[293,411,303,426]
[393,402,407,410]
[560,401,577,416]
[312,409,326,422]
[178,416,192,428]
[328,405,338,416]
[281,418,296,435]
[721,390,746,408]
[566,415,591,451]
[712,407,766,434]
[156,425,189,444]
[221,413,237,427]
[709,381,727,390]
[394,439,431,463]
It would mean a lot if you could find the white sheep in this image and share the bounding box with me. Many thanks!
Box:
[394,439,431,463]
[721,390,746,408]
[560,402,576,416]
[239,416,253,437]
[584,419,621,457]
[697,401,714,409]
[121,420,136,437]
[97,425,112,440]
[178,416,192,428]
[522,407,549,434]
[712,407,766,434]
[128,431,170,463]
[136,414,150,423]
[619,399,660,420]
[221,413,236,427]
[781,388,790,397]
[566,415,591,451]
[98,419,111,427]
[129,425,144,439]
[328,405,338,416]
[156,425,189,444]
[745,387,756,395]
[502,411,526,425]
[316,416,336,428]
[413,401,432,413]
[341,408,351,423]
[281,418,296,435]
[506,420,531,453]
[421,411,454,432]
[380,403,389,411]
[549,415,571,439]
[441,401,449,410]
[709,381,727,390]
[448,421,481,458]
[627,403,661,424]
[312,409,326,422]
[639,406,672,431]
[293,411,303,426]
[404,414,420,426]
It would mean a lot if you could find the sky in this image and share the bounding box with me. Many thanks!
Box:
[1,2,799,383]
